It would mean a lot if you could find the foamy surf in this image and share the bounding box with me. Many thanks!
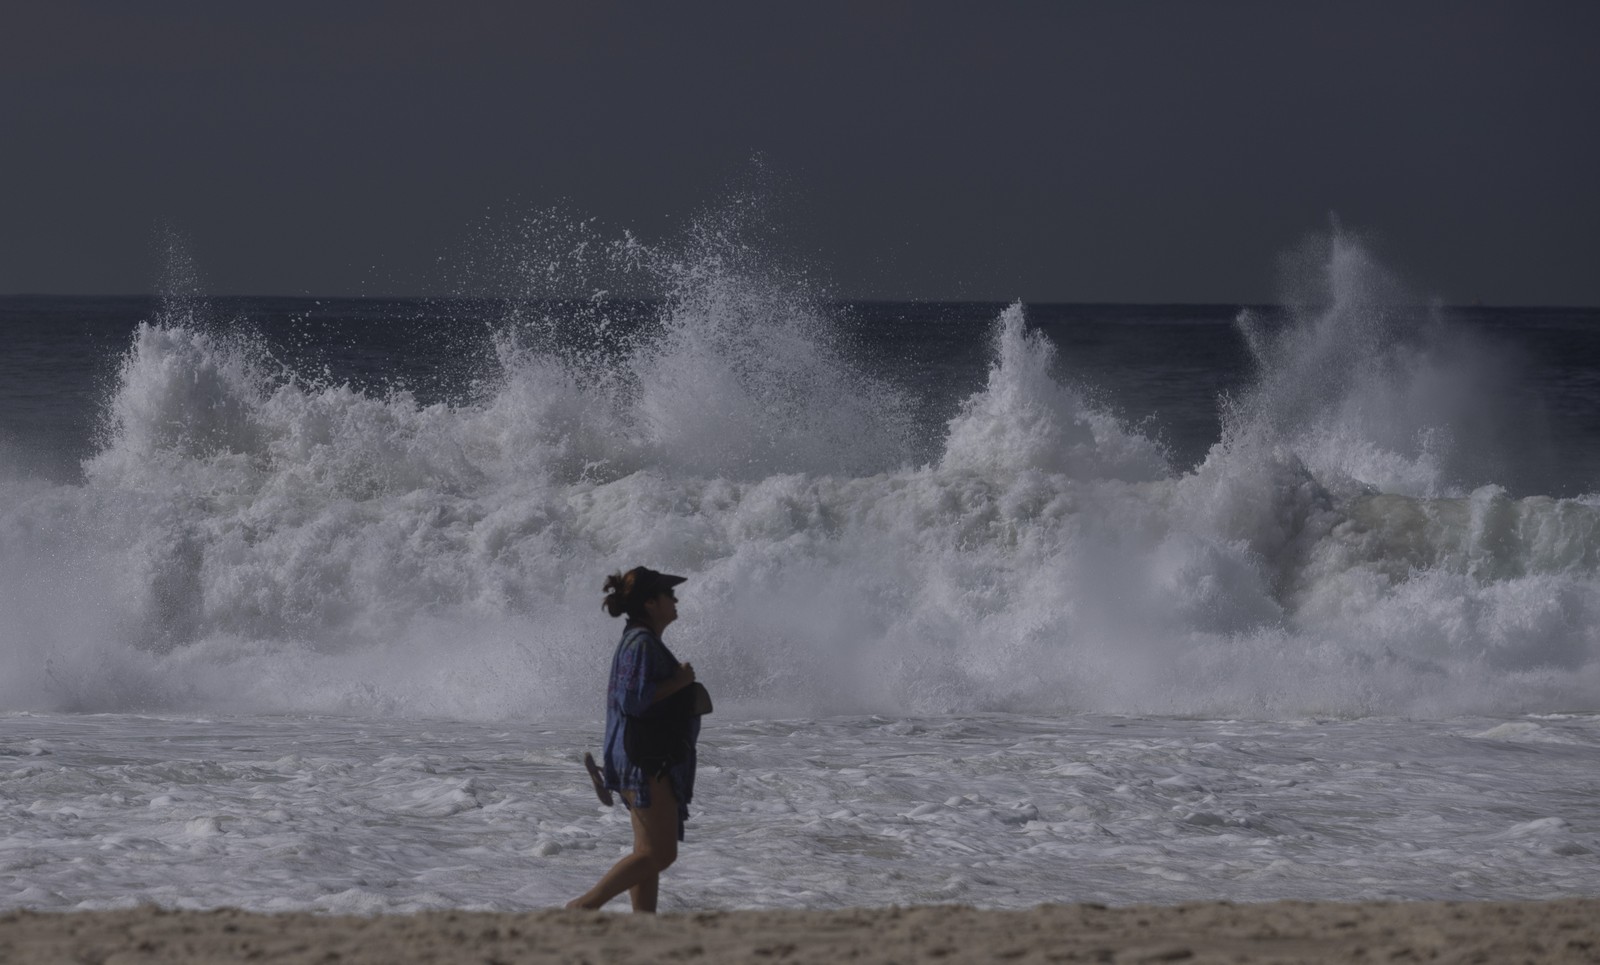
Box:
[0,711,1595,911]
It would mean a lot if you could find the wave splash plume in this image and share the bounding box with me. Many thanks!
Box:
[2,221,1597,719]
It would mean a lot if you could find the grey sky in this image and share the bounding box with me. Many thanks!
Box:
[2,1,1596,304]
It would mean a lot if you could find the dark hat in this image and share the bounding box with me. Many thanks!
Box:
[628,567,686,599]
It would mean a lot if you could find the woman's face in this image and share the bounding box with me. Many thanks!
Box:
[642,589,678,630]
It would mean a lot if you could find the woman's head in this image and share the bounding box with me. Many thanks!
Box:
[602,567,686,627]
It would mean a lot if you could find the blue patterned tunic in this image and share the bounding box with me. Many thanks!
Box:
[600,623,698,840]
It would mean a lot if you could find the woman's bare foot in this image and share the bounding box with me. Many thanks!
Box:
[583,752,614,807]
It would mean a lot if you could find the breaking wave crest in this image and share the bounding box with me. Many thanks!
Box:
[2,223,1596,719]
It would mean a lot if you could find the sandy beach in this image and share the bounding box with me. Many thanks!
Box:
[2,900,1596,964]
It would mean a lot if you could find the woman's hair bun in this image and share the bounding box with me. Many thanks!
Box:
[601,570,634,618]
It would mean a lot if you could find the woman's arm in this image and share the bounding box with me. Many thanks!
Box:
[612,635,659,717]
[650,662,695,705]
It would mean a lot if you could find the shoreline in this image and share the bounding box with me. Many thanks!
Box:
[3,899,1596,964]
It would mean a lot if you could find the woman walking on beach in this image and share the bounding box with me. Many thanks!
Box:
[568,566,705,912]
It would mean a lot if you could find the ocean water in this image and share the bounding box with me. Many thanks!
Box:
[1,225,1598,911]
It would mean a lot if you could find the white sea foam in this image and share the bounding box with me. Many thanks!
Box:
[0,227,1597,720]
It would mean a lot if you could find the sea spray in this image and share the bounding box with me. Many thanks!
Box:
[1223,230,1536,498]
[941,303,1167,482]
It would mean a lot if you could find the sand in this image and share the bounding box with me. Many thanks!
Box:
[2,900,1597,964]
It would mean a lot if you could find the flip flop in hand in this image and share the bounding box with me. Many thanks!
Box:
[583,752,614,807]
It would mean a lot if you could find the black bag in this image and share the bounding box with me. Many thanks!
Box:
[624,682,712,775]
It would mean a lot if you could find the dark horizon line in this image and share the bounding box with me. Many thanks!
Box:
[3,292,1597,313]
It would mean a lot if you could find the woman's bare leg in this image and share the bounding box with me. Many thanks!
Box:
[566,776,678,912]
[629,872,659,913]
